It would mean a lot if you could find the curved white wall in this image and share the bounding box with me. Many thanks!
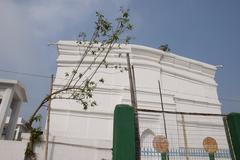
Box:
[46,41,229,160]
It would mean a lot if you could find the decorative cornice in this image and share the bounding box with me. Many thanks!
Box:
[56,41,218,86]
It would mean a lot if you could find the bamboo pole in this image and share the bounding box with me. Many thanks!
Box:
[45,74,54,160]
[126,53,141,160]
[126,53,137,108]
[158,80,168,139]
[131,65,138,108]
[181,114,189,160]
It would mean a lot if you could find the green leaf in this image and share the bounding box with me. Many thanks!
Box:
[79,73,83,78]
[33,114,42,122]
[91,50,96,55]
[72,70,77,74]
[65,72,69,77]
[91,101,97,107]
[99,78,104,83]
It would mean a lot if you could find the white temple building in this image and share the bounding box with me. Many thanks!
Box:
[37,41,230,160]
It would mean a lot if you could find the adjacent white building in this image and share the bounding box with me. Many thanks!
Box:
[0,79,28,160]
[40,41,230,160]
[0,79,27,140]
[1,117,28,140]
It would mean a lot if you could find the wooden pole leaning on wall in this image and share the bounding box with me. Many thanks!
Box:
[157,80,169,159]
[181,114,189,160]
[158,80,168,139]
[45,74,54,160]
[131,65,141,159]
[126,53,137,108]
[126,53,141,160]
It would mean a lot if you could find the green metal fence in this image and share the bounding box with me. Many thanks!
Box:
[138,109,231,160]
[112,105,240,160]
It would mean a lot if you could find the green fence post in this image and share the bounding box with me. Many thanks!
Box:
[209,153,215,160]
[161,152,167,160]
[224,113,240,160]
[162,152,170,160]
[112,104,136,160]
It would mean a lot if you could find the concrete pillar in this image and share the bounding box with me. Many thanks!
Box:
[5,101,21,140]
[0,88,14,137]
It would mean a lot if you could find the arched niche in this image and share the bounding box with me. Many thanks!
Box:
[140,129,155,148]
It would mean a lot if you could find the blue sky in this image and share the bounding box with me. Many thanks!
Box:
[0,0,239,120]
